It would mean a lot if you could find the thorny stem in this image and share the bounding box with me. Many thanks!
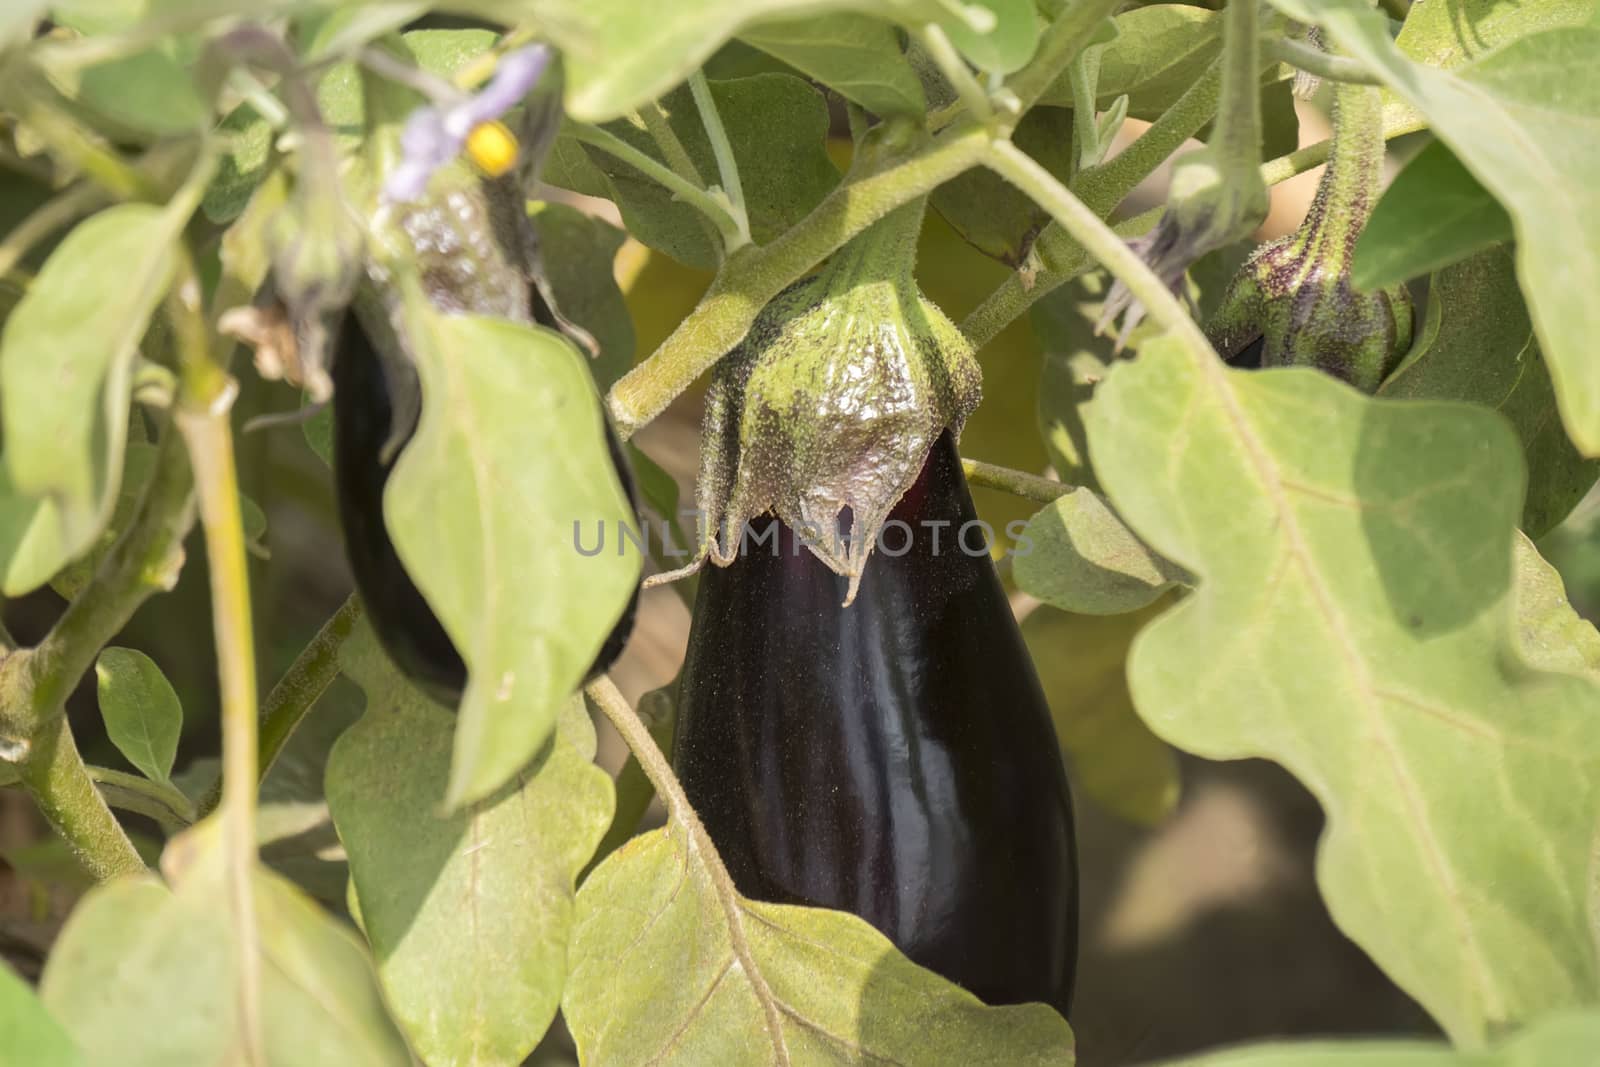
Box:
[687,72,752,250]
[583,675,791,1065]
[1296,81,1386,273]
[636,102,706,187]
[1214,0,1263,166]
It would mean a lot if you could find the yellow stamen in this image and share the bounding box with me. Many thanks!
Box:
[466,120,519,178]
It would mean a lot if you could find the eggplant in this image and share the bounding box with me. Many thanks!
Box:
[675,431,1079,1012]
[331,309,637,707]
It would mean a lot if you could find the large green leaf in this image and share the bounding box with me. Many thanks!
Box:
[41,823,408,1066]
[1395,0,1597,69]
[546,73,839,270]
[1270,2,1600,455]
[326,622,614,1066]
[1352,140,1512,291]
[1514,534,1600,679]
[564,823,1075,1065]
[0,960,80,1067]
[542,0,1024,120]
[740,14,925,117]
[384,305,639,809]
[1023,602,1180,826]
[1040,4,1221,119]
[0,204,180,594]
[1160,1009,1600,1066]
[95,647,182,787]
[1380,248,1598,537]
[1088,337,1600,1046]
[931,105,1075,266]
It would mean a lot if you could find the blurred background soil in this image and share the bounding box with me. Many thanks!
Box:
[4,82,1579,1067]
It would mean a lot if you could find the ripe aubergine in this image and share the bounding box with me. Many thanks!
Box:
[675,431,1079,1012]
[331,307,637,707]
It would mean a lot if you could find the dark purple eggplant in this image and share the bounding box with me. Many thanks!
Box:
[675,431,1079,1012]
[331,309,637,708]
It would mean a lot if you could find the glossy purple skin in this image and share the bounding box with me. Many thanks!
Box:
[675,433,1079,1012]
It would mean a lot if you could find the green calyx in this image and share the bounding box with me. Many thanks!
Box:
[1206,81,1412,392]
[694,197,981,603]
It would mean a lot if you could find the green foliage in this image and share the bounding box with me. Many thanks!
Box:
[547,73,839,270]
[740,14,925,118]
[1090,338,1600,1046]
[1274,0,1600,455]
[528,201,636,389]
[1352,140,1512,290]
[384,304,639,808]
[1015,488,1186,614]
[1040,4,1221,118]
[0,960,80,1067]
[1380,248,1599,537]
[565,822,1075,1064]
[0,205,179,594]
[326,623,614,1065]
[95,647,182,786]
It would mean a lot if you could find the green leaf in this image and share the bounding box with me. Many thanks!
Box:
[564,823,1075,1064]
[41,823,408,1066]
[1160,1009,1600,1066]
[0,959,80,1067]
[202,103,275,224]
[1022,603,1180,826]
[1514,533,1600,680]
[1380,248,1598,537]
[39,7,206,139]
[528,202,635,390]
[935,0,1039,75]
[95,647,182,786]
[547,73,839,271]
[741,13,925,117]
[1088,337,1600,1045]
[0,204,180,593]
[1041,4,1221,119]
[1353,140,1513,290]
[326,622,614,1065]
[1395,0,1597,69]
[931,105,1074,266]
[385,305,639,809]
[1270,3,1600,455]
[1015,488,1186,615]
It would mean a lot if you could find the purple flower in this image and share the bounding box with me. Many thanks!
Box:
[383,44,553,203]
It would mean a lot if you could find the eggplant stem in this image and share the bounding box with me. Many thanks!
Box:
[960,458,1069,505]
[583,675,793,1065]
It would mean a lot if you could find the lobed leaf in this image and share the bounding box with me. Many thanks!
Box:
[383,306,639,809]
[326,622,614,1066]
[1089,337,1600,1045]
[564,823,1075,1065]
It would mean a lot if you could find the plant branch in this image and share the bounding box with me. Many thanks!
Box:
[607,124,991,437]
[961,458,1070,505]
[687,72,751,250]
[1264,37,1381,85]
[87,766,196,833]
[636,102,705,186]
[583,675,790,1064]
[917,24,994,125]
[195,594,363,820]
[170,249,263,1065]
[984,138,1212,354]
[14,720,146,878]
[1006,0,1124,116]
[568,122,746,248]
